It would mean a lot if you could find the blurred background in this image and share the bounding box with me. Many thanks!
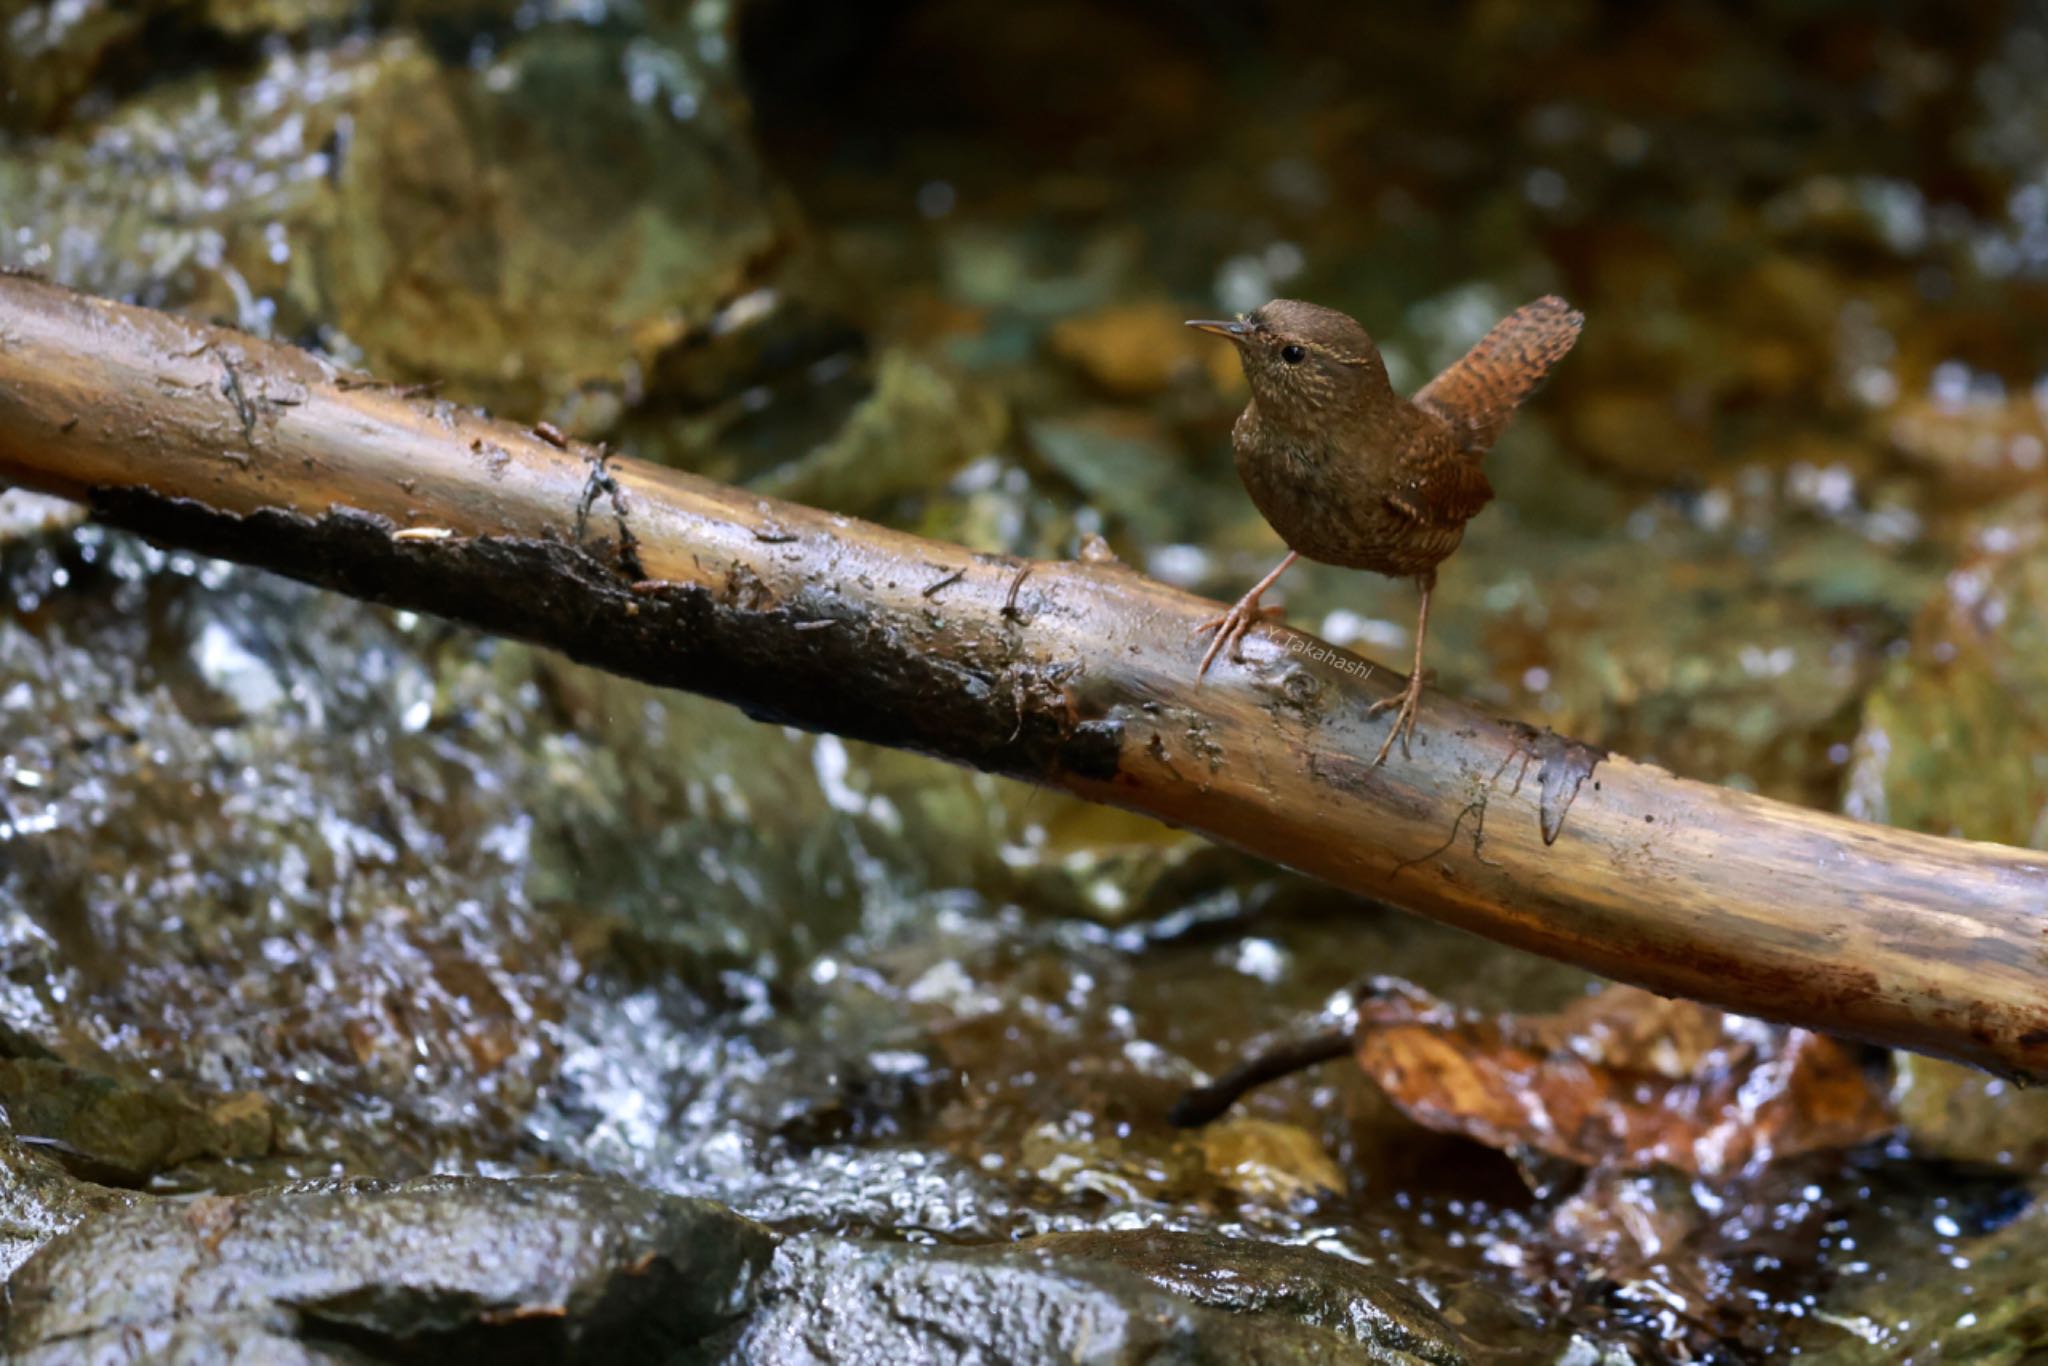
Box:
[3,1,2047,1359]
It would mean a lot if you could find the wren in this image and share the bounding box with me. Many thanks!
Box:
[1187,295,1583,764]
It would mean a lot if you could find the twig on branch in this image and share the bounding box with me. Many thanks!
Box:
[1,276,2044,1080]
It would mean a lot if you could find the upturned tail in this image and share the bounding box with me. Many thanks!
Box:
[1412,295,1584,456]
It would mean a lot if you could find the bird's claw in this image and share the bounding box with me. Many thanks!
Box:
[1192,601,1285,680]
[1369,674,1425,765]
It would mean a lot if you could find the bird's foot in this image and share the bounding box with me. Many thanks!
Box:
[1368,670,1426,765]
[1192,596,1286,679]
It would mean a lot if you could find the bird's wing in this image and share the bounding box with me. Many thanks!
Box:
[1386,444,1494,528]
[1413,294,1584,456]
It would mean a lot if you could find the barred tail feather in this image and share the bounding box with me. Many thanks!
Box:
[1413,295,1584,456]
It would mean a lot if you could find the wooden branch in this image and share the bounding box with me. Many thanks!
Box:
[2,274,2044,1081]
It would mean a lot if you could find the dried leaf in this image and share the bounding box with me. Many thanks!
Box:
[1353,980,1892,1179]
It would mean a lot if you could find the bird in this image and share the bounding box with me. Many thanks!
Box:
[1186,294,1583,764]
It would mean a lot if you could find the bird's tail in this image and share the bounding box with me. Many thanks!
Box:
[1412,295,1584,456]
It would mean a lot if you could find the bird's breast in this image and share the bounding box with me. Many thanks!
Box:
[1231,410,1461,577]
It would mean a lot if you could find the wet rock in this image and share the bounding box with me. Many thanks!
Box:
[1047,300,1238,398]
[324,22,809,424]
[1843,491,2048,846]
[939,225,1138,320]
[0,0,356,130]
[1888,392,2048,507]
[1030,410,1186,543]
[0,1125,130,1282]
[4,1174,776,1361]
[199,0,356,36]
[1891,1053,2048,1172]
[1194,1116,1346,1206]
[1458,511,1917,806]
[753,349,1009,513]
[0,36,390,317]
[524,654,1024,963]
[714,1229,1475,1364]
[0,1057,273,1188]
[1565,387,1718,485]
[1809,1167,2042,1360]
[1019,1107,1207,1206]
[0,0,166,131]
[525,644,1235,963]
[1020,1229,1490,1363]
[3,11,832,426]
[1005,793,1228,926]
[1552,232,1888,492]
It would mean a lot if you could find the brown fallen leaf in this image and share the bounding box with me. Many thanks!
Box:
[1352,978,1892,1179]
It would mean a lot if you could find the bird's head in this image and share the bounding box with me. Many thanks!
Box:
[1186,299,1394,425]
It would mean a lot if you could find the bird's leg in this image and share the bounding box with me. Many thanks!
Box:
[1369,570,1435,765]
[1192,551,1299,680]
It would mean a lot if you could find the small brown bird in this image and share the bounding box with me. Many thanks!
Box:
[1188,295,1583,763]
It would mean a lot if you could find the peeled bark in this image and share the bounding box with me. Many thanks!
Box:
[1,273,2044,1080]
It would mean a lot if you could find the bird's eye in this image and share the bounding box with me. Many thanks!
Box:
[1280,344,1306,364]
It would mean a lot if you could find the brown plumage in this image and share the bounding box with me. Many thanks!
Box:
[1187,295,1584,763]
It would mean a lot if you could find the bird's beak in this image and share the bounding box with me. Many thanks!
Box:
[1185,319,1251,341]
